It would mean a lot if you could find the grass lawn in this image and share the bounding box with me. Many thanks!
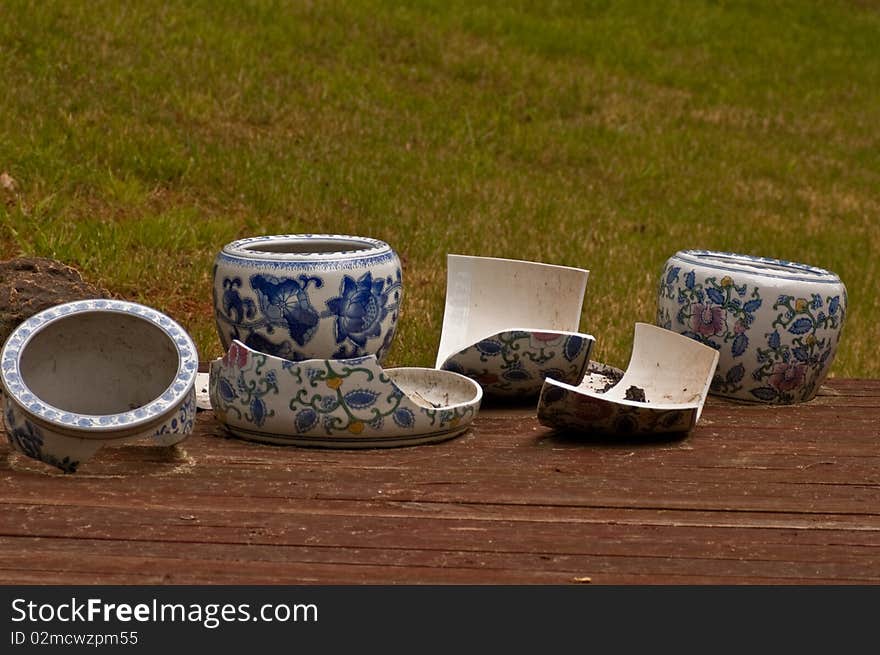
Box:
[1,0,878,377]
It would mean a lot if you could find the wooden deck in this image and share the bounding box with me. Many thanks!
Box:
[0,378,878,585]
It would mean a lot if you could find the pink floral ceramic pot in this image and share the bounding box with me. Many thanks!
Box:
[212,235,402,362]
[657,250,847,404]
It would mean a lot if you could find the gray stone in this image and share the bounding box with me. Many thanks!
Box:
[0,257,114,346]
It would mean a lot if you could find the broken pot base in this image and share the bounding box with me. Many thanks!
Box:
[537,323,719,437]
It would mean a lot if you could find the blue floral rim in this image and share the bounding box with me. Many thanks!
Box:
[222,234,392,262]
[214,249,399,271]
[0,299,198,432]
[672,250,842,284]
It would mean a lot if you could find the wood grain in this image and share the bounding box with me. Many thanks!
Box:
[0,379,877,584]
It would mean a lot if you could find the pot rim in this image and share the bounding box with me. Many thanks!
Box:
[671,250,842,284]
[446,253,589,276]
[221,234,392,262]
[0,299,198,433]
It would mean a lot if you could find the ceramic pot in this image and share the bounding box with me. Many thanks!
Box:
[213,234,402,362]
[440,329,594,399]
[537,323,719,436]
[209,340,482,448]
[0,299,199,472]
[435,254,591,399]
[657,250,847,404]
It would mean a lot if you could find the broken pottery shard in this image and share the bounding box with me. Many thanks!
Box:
[0,257,114,346]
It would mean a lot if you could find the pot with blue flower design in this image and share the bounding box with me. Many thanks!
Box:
[657,250,847,404]
[213,234,403,362]
[209,339,482,448]
[0,299,199,472]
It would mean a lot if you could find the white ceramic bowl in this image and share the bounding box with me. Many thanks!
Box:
[657,250,847,404]
[210,340,482,448]
[213,234,402,362]
[1,300,198,472]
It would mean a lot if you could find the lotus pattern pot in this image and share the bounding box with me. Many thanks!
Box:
[213,234,402,362]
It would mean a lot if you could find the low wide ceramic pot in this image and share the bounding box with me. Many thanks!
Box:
[213,234,402,362]
[0,299,198,472]
[657,250,847,404]
[210,340,482,448]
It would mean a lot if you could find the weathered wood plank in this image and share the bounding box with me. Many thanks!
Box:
[2,468,878,516]
[2,498,880,535]
[0,378,877,584]
[1,569,869,585]
[2,514,879,565]
[0,545,876,585]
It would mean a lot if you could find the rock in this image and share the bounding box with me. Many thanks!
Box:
[624,385,648,403]
[0,172,16,193]
[0,257,114,346]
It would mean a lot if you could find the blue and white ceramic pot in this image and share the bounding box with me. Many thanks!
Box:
[0,299,198,472]
[209,340,482,448]
[212,234,403,362]
[657,250,847,404]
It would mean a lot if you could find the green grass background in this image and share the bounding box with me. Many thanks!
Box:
[1,0,878,376]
